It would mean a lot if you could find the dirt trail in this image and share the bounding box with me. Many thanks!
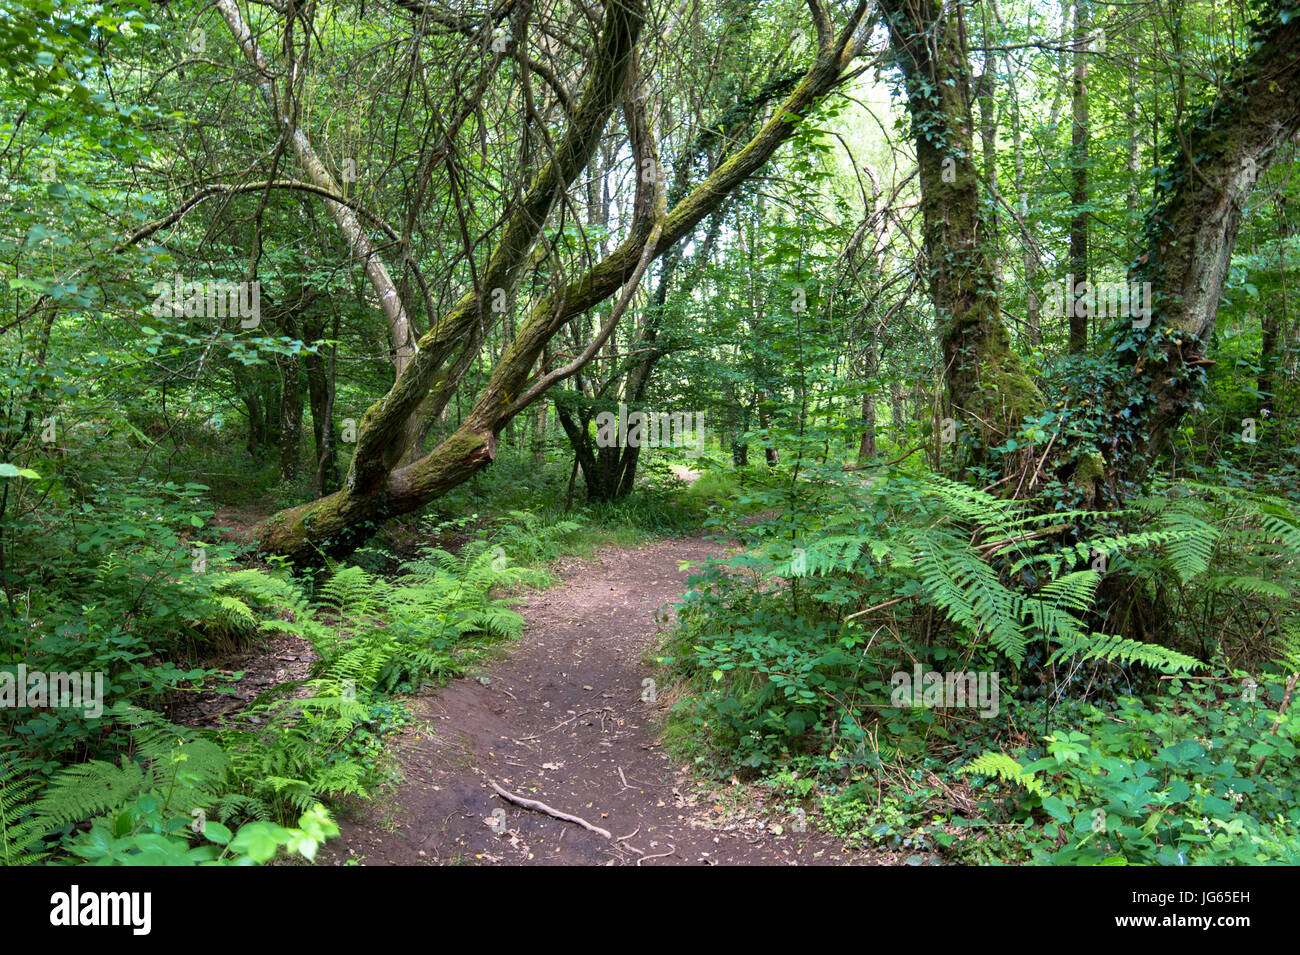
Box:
[326,536,882,866]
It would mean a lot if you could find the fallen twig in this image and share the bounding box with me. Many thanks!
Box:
[636,845,676,866]
[545,709,596,733]
[843,595,911,622]
[615,826,644,855]
[489,781,612,839]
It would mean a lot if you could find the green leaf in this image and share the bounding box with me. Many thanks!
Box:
[201,821,233,845]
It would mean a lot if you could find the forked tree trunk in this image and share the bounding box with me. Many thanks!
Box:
[253,2,871,561]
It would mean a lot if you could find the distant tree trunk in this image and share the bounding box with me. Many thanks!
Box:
[303,314,339,497]
[851,167,888,465]
[1150,13,1162,207]
[235,366,277,458]
[1068,0,1090,353]
[555,402,624,502]
[278,356,303,483]
[532,396,548,466]
[1013,96,1039,347]
[758,391,779,467]
[975,63,999,286]
[856,316,879,465]
[1259,197,1290,420]
[857,387,877,463]
[243,393,267,457]
[1260,309,1281,419]
[1126,57,1142,237]
[731,386,751,465]
[276,308,304,483]
[1048,0,1071,132]
[890,382,906,445]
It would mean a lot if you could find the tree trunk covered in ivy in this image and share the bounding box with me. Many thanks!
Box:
[880,0,1043,466]
[1082,9,1300,501]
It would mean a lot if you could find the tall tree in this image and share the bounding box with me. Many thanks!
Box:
[880,0,1043,468]
[1068,0,1090,353]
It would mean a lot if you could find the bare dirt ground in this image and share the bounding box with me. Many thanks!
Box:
[322,536,889,866]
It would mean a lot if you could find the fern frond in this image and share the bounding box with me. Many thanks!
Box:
[958,751,1049,798]
[0,749,53,865]
[1048,632,1202,673]
[34,759,146,827]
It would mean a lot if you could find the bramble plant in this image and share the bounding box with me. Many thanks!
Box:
[959,678,1300,865]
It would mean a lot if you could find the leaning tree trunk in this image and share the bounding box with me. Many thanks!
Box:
[255,2,871,562]
[1082,9,1300,499]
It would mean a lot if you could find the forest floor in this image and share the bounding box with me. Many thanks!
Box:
[318,536,890,866]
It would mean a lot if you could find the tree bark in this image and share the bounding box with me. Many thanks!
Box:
[880,0,1042,464]
[1068,0,1090,353]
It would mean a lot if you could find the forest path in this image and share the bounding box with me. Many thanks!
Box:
[324,536,886,866]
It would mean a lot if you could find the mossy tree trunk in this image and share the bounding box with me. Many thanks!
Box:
[1087,11,1300,496]
[880,0,1043,467]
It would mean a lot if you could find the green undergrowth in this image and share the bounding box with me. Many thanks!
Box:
[0,495,559,866]
[435,449,713,542]
[651,459,1300,865]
